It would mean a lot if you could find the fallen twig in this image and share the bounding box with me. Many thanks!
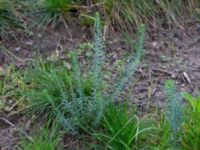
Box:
[183,72,191,84]
[151,67,176,78]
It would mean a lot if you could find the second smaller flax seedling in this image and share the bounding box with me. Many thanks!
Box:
[111,24,145,102]
[164,80,183,149]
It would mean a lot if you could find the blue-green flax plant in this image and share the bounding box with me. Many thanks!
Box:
[164,80,183,150]
[90,12,106,125]
[24,12,106,134]
[111,24,145,101]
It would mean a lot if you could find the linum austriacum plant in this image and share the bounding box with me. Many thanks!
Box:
[21,12,158,149]
[24,12,107,134]
[154,81,200,150]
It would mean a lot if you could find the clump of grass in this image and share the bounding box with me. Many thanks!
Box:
[95,0,158,30]
[26,0,200,32]
[0,64,25,111]
[183,93,200,112]
[92,103,156,150]
[97,0,200,29]
[181,93,200,150]
[153,116,171,150]
[0,0,14,36]
[0,0,21,37]
[164,80,183,149]
[31,0,80,28]
[24,58,99,133]
[20,121,63,150]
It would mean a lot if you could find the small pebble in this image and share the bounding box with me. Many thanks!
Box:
[15,47,21,51]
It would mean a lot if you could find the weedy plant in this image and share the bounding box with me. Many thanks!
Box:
[0,65,25,111]
[164,80,183,150]
[181,93,200,150]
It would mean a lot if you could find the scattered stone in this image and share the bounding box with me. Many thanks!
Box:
[15,47,21,51]
[25,41,33,46]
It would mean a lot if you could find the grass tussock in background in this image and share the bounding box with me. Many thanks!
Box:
[30,0,200,30]
[1,0,199,34]
[0,0,22,36]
